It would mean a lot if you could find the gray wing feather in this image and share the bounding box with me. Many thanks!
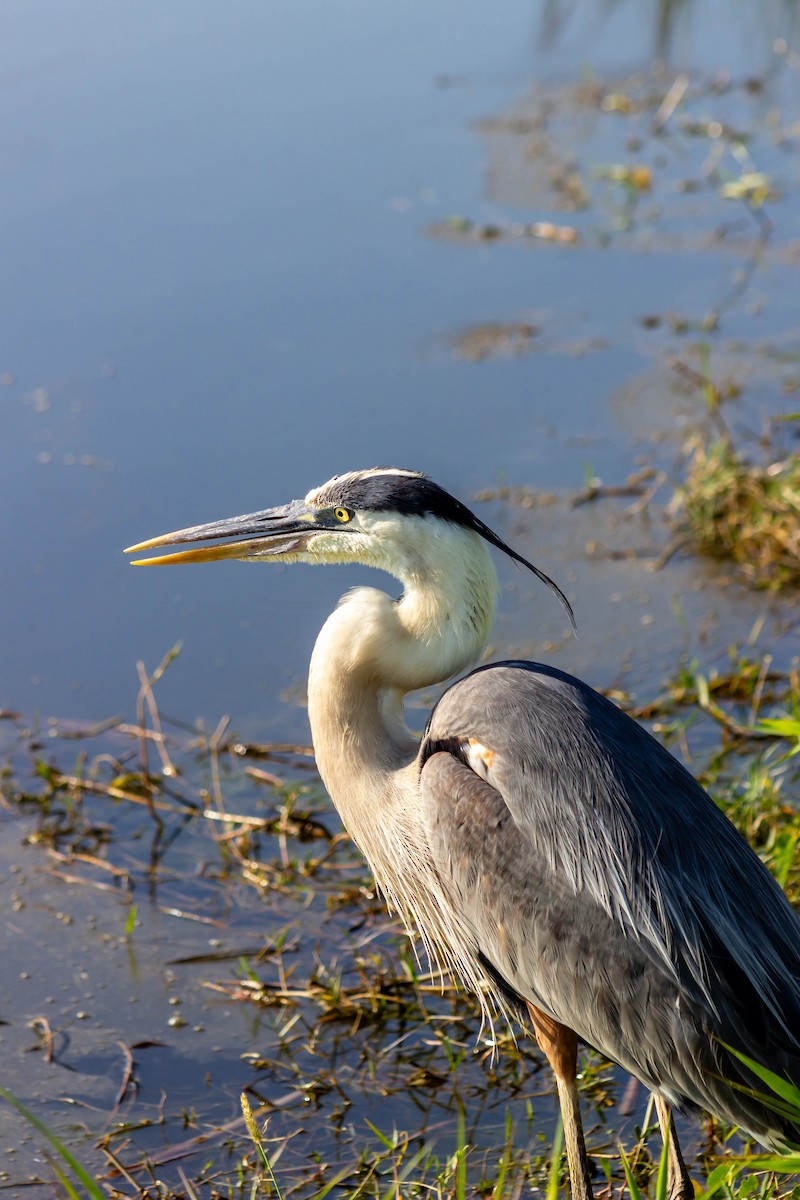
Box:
[419,661,800,1147]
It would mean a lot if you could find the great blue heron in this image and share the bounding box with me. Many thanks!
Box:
[127,467,800,1200]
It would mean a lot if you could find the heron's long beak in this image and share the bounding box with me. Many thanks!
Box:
[124,500,327,566]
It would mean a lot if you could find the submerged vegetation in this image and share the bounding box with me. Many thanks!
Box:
[3,8,800,1197]
[2,349,800,1197]
[2,628,800,1197]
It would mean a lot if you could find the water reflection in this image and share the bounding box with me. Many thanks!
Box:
[1,0,799,1191]
[538,0,799,60]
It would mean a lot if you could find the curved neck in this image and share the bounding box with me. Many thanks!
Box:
[306,530,497,829]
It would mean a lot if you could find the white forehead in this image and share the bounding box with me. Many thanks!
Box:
[304,467,420,507]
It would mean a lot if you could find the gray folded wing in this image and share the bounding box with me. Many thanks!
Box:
[418,661,800,1146]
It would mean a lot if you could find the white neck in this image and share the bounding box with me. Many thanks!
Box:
[305,523,502,1012]
[306,526,497,831]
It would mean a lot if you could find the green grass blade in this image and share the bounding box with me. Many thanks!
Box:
[491,1110,514,1200]
[311,1162,363,1199]
[737,1154,800,1173]
[42,1152,82,1200]
[395,1142,433,1187]
[723,1045,800,1111]
[455,1099,467,1200]
[546,1116,564,1200]
[364,1119,397,1151]
[124,903,138,938]
[654,1113,670,1200]
[0,1085,106,1200]
[45,1153,82,1200]
[772,830,800,889]
[755,718,800,738]
[619,1143,645,1200]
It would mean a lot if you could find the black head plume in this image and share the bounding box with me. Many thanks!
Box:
[316,469,576,633]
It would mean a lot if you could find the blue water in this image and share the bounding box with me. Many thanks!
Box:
[1,0,798,727]
[2,1,800,1189]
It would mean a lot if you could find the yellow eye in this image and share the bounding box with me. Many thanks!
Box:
[334,507,352,523]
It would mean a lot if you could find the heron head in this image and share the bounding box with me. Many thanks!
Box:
[125,468,429,569]
[125,466,574,629]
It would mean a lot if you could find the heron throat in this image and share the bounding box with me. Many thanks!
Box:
[306,524,498,826]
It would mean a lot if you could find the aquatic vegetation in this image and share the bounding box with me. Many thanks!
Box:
[2,632,800,1197]
[671,435,800,589]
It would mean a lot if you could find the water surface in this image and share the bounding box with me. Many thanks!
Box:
[2,0,800,1191]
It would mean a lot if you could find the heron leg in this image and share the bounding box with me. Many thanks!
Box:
[654,1094,693,1200]
[527,1003,594,1200]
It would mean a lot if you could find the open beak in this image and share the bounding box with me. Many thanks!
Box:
[125,500,326,566]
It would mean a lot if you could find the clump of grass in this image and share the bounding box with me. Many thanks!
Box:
[672,435,800,588]
[5,648,800,1199]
